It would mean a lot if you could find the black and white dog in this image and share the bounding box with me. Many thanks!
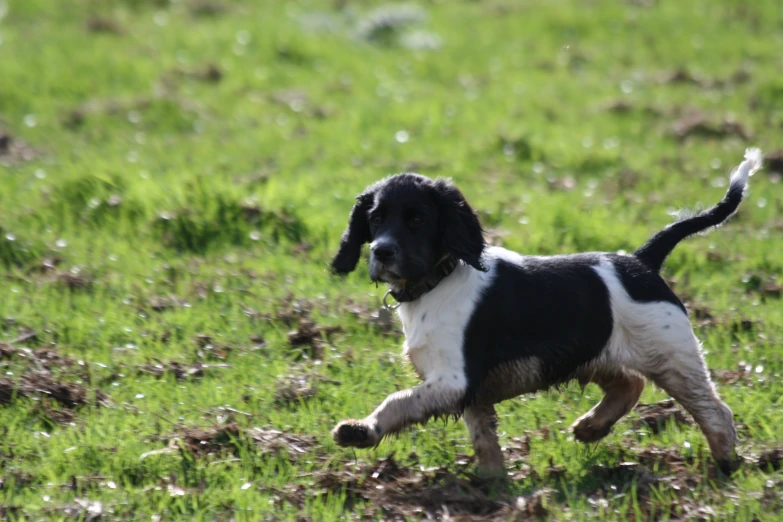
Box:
[330,149,762,476]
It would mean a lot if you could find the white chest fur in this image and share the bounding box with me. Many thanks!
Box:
[396,260,494,388]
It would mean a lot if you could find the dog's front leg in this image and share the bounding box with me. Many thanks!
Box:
[332,377,464,448]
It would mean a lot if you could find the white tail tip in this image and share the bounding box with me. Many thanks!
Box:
[730,147,763,187]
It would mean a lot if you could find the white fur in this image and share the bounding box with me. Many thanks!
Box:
[397,254,494,387]
[396,246,528,386]
[591,258,694,369]
[591,258,736,462]
[730,147,763,188]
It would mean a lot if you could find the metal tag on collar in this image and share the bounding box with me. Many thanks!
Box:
[382,290,401,311]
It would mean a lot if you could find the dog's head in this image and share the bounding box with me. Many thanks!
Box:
[331,173,487,289]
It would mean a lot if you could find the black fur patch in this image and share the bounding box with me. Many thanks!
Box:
[610,254,686,313]
[461,254,614,405]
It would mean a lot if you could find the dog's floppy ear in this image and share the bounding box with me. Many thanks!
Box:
[433,179,487,272]
[331,189,376,274]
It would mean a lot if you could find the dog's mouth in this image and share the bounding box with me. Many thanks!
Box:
[369,263,408,288]
[374,270,407,287]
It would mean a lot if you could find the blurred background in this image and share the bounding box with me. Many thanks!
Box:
[1,1,782,520]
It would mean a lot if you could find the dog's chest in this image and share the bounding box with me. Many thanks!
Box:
[398,305,462,379]
[395,267,484,383]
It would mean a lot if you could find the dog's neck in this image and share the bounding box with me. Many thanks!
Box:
[389,255,459,303]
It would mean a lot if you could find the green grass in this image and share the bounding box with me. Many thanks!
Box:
[1,0,783,519]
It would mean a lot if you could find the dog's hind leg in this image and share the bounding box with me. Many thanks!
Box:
[463,403,505,477]
[570,369,646,443]
[332,376,464,449]
[638,337,737,474]
[621,310,738,474]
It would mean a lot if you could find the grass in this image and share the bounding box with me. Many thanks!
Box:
[1,0,782,519]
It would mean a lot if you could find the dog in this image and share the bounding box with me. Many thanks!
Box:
[330,149,762,476]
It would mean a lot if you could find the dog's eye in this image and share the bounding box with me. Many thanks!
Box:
[409,216,424,227]
[370,215,382,226]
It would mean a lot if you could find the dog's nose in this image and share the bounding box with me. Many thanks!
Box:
[371,241,397,263]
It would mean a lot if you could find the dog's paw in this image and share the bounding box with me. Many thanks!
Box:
[332,419,379,448]
[716,458,741,476]
[570,415,612,443]
[716,451,743,476]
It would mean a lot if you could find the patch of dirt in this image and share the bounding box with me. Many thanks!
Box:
[0,130,37,166]
[86,16,125,35]
[592,447,728,521]
[3,322,40,345]
[633,399,690,434]
[268,294,329,325]
[758,448,783,471]
[287,319,342,360]
[765,149,783,174]
[171,423,242,456]
[188,0,227,17]
[23,263,93,291]
[379,471,508,520]
[193,334,233,360]
[634,444,696,477]
[35,403,76,426]
[136,360,231,381]
[600,100,664,117]
[355,5,427,46]
[57,270,93,291]
[145,295,183,312]
[194,333,214,347]
[168,63,223,83]
[247,428,318,459]
[0,343,78,372]
[159,424,318,461]
[710,363,754,385]
[273,367,340,406]
[672,112,751,141]
[273,454,515,520]
[587,462,660,496]
[744,274,782,300]
[203,405,252,425]
[0,373,87,408]
[656,67,751,89]
[28,256,62,274]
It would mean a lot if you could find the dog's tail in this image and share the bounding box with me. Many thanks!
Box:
[634,148,763,273]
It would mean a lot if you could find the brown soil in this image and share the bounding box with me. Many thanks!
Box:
[633,399,690,434]
[136,360,231,381]
[0,373,88,408]
[672,112,751,140]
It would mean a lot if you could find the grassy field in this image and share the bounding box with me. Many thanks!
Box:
[1,0,783,519]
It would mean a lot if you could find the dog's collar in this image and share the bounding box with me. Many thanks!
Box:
[384,255,458,308]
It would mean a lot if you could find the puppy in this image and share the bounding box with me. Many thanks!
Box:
[330,149,762,476]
